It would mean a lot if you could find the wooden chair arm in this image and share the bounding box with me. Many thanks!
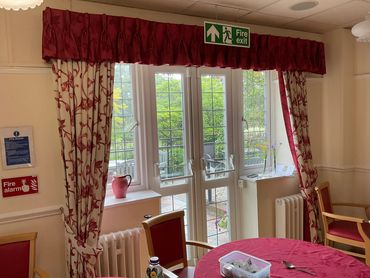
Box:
[186,240,214,250]
[34,267,49,278]
[163,267,178,278]
[322,212,366,223]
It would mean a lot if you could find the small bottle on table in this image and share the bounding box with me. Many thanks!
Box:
[146,256,163,278]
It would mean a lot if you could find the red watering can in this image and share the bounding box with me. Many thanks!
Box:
[112,174,132,198]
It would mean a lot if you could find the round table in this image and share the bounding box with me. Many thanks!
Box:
[194,238,370,277]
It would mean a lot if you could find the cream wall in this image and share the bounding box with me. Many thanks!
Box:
[354,41,370,170]
[352,40,370,206]
[0,1,68,276]
[0,0,328,277]
[313,29,370,210]
[307,78,323,165]
[320,29,355,167]
[240,176,299,238]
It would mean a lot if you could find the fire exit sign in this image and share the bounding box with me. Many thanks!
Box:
[204,21,250,48]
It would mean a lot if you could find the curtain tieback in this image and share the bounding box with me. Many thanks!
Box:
[64,223,103,265]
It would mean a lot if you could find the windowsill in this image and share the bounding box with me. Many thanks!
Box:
[239,171,297,182]
[104,190,161,209]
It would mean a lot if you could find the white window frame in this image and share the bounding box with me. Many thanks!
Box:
[194,67,237,246]
[107,64,146,196]
[107,65,277,245]
[109,65,275,191]
[147,65,193,194]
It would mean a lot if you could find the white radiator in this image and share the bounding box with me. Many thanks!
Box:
[275,194,304,240]
[96,227,144,278]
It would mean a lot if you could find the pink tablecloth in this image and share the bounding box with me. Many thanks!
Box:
[194,238,370,278]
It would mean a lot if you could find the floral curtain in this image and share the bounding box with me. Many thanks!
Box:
[278,71,320,243]
[51,60,114,277]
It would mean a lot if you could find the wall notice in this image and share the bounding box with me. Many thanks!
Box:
[0,126,35,169]
[1,175,39,198]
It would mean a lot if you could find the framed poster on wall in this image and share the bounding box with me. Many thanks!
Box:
[0,126,35,169]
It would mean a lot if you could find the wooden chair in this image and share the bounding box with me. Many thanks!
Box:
[142,210,214,278]
[315,182,370,266]
[0,232,48,278]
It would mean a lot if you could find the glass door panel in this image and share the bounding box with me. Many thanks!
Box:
[161,193,189,239]
[154,72,191,186]
[201,74,229,180]
[151,66,193,252]
[151,66,236,250]
[205,186,230,246]
[198,69,235,246]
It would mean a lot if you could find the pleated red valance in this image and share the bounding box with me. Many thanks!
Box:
[42,7,326,74]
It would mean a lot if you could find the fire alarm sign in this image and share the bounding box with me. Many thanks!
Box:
[1,176,38,198]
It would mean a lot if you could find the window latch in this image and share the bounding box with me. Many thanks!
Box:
[127,120,139,132]
[242,116,249,130]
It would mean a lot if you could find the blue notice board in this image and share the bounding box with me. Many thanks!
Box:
[4,136,31,165]
[1,127,35,169]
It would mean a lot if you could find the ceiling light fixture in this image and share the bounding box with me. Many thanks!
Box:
[352,13,370,42]
[0,0,43,11]
[290,1,319,11]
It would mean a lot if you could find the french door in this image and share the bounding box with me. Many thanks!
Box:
[149,65,237,247]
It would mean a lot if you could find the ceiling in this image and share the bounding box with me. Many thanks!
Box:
[83,0,370,34]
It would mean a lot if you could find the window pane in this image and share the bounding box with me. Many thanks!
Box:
[109,64,137,184]
[201,75,228,180]
[161,194,189,239]
[205,186,230,246]
[243,71,268,167]
[155,73,187,183]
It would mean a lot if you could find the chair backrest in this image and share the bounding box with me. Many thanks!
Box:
[315,181,333,214]
[142,210,187,269]
[0,232,37,278]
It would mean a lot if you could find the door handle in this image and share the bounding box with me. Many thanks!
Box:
[159,160,194,182]
[202,154,235,175]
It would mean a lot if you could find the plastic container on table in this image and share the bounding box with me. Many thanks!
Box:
[219,250,271,278]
